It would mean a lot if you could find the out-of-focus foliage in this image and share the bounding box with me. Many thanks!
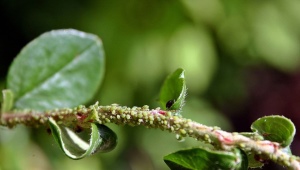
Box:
[1,0,300,169]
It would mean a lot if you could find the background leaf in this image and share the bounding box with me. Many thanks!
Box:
[251,115,296,147]
[164,148,248,170]
[48,118,117,159]
[159,68,187,111]
[7,29,105,110]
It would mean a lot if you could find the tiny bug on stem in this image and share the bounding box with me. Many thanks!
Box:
[166,99,175,109]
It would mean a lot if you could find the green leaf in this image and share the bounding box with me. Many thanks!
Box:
[251,115,296,147]
[159,68,187,112]
[239,133,264,168]
[7,29,105,110]
[164,148,248,170]
[246,153,264,168]
[1,89,14,113]
[48,117,117,159]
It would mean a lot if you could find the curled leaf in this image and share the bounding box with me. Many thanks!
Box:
[251,115,296,147]
[93,124,118,153]
[159,68,187,112]
[48,118,117,159]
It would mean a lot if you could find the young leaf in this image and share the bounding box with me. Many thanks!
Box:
[7,29,105,110]
[246,153,264,168]
[1,89,14,113]
[251,115,296,147]
[159,68,187,112]
[48,117,117,159]
[164,148,248,170]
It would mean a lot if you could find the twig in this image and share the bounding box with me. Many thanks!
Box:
[1,103,300,169]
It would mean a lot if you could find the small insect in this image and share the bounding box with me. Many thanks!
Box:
[46,128,52,135]
[74,125,84,133]
[166,99,175,109]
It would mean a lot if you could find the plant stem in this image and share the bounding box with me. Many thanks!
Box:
[1,103,300,170]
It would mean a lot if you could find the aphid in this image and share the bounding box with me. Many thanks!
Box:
[46,128,52,135]
[74,125,83,133]
[166,99,175,109]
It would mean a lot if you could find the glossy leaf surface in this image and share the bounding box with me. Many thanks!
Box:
[7,29,105,110]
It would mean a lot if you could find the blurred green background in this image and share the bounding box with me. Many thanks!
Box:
[1,0,300,169]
